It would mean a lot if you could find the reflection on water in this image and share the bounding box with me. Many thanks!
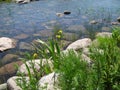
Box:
[0,0,120,83]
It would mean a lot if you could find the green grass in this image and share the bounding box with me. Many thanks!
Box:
[16,27,120,90]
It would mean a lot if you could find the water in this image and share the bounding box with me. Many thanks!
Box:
[0,0,120,83]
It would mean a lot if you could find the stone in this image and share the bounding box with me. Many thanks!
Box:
[33,30,53,38]
[111,22,120,25]
[89,20,98,24]
[0,37,17,51]
[39,72,59,90]
[66,38,92,50]
[81,54,91,64]
[117,17,120,22]
[7,76,29,90]
[56,13,64,17]
[63,32,79,41]
[101,27,111,31]
[1,54,19,64]
[16,0,30,4]
[63,10,71,15]
[19,42,34,50]
[0,83,7,90]
[67,25,87,33]
[14,34,29,40]
[96,32,112,38]
[0,61,23,75]
[18,59,52,75]
[82,48,90,56]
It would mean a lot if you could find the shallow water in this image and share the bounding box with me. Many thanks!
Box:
[0,0,120,83]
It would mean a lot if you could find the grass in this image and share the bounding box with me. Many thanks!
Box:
[16,27,120,90]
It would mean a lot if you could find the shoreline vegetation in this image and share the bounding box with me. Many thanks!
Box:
[0,27,120,90]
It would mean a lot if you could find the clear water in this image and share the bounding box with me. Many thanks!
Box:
[0,0,120,83]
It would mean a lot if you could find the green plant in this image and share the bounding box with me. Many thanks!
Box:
[90,36,120,90]
[112,26,120,47]
[55,50,90,90]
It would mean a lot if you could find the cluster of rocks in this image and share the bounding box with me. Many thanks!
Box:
[0,32,112,90]
[89,16,120,25]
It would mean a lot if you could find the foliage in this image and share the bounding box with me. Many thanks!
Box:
[90,35,120,90]
[56,50,90,90]
[16,28,120,90]
[112,26,120,47]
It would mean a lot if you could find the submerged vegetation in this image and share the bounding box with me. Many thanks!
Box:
[15,27,120,90]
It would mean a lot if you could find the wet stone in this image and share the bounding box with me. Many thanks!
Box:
[14,33,29,40]
[1,54,19,65]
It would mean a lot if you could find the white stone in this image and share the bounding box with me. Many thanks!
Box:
[89,20,98,24]
[16,0,30,3]
[0,37,16,51]
[7,76,23,90]
[96,32,112,38]
[56,13,64,17]
[18,59,52,75]
[39,72,59,90]
[0,83,7,90]
[81,54,91,64]
[66,38,92,50]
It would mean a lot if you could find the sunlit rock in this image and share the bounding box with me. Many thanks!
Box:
[0,37,17,51]
[18,59,52,75]
[39,72,59,90]
[0,83,7,90]
[56,13,64,17]
[66,38,92,50]
[7,76,29,90]
[96,32,112,38]
[89,20,98,24]
[16,0,30,4]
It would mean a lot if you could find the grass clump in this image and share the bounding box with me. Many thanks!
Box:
[16,27,120,90]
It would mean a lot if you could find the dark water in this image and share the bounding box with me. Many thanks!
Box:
[0,0,120,83]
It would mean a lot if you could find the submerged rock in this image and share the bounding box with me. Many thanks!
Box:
[89,20,98,24]
[0,37,17,51]
[111,22,120,25]
[56,13,64,17]
[1,54,19,65]
[0,61,23,75]
[96,32,112,38]
[14,34,29,40]
[19,42,34,50]
[101,27,111,31]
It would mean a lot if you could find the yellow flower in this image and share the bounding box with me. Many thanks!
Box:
[56,35,61,39]
[58,30,63,34]
[33,53,38,59]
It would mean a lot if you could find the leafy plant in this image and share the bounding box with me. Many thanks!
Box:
[90,36,120,90]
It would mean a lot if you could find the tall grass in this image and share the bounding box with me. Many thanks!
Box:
[16,27,120,90]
